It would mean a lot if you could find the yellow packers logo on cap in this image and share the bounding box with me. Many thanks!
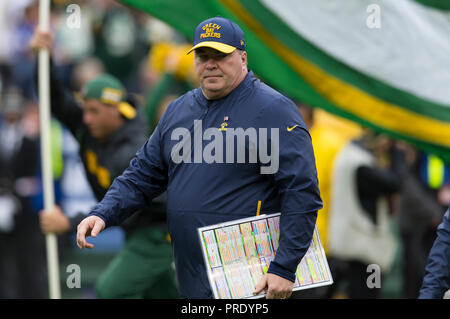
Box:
[187,17,246,54]
[101,88,136,120]
[101,87,122,105]
[200,23,222,39]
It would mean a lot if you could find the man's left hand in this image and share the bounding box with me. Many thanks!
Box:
[253,273,294,299]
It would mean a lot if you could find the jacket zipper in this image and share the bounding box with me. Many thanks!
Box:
[204,100,211,116]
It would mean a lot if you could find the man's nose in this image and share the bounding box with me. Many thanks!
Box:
[205,57,217,69]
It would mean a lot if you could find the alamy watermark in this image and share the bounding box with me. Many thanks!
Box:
[170,120,280,174]
[366,264,381,289]
[366,4,381,29]
[66,264,81,289]
[66,4,81,29]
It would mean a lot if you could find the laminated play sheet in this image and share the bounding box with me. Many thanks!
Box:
[198,213,333,299]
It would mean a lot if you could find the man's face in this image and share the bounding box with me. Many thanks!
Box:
[194,47,247,100]
[82,99,122,140]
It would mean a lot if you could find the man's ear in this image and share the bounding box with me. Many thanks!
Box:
[240,51,248,71]
[241,51,247,65]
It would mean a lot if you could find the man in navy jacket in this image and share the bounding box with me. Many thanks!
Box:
[419,207,450,299]
[76,17,322,299]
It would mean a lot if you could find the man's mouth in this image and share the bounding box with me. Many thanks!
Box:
[204,75,222,79]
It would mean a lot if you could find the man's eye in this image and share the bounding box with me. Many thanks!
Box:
[196,54,208,62]
[196,51,229,63]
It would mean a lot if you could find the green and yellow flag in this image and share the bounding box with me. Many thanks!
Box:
[120,0,450,162]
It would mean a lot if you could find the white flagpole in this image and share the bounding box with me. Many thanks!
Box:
[38,0,61,299]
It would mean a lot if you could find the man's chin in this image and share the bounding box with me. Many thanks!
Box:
[202,82,226,93]
[203,89,225,100]
[203,81,223,89]
[88,129,101,139]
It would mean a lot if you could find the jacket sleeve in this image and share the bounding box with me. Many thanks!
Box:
[88,122,168,227]
[258,96,323,282]
[419,208,450,299]
[356,146,406,196]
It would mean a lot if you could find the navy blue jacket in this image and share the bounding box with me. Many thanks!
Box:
[90,71,322,298]
[419,208,450,299]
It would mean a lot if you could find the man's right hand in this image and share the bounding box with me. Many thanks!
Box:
[29,28,54,53]
[76,216,106,249]
[39,205,70,235]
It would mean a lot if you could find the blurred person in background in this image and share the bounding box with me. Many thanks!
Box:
[143,41,196,133]
[49,0,95,91]
[327,130,406,298]
[419,206,450,299]
[297,104,362,255]
[30,28,178,299]
[0,86,46,298]
[294,103,361,299]
[70,57,105,92]
[397,145,446,298]
[8,0,42,99]
[90,0,152,94]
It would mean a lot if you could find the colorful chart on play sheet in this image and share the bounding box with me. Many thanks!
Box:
[198,213,333,299]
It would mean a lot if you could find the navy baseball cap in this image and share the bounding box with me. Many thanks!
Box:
[187,17,245,54]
